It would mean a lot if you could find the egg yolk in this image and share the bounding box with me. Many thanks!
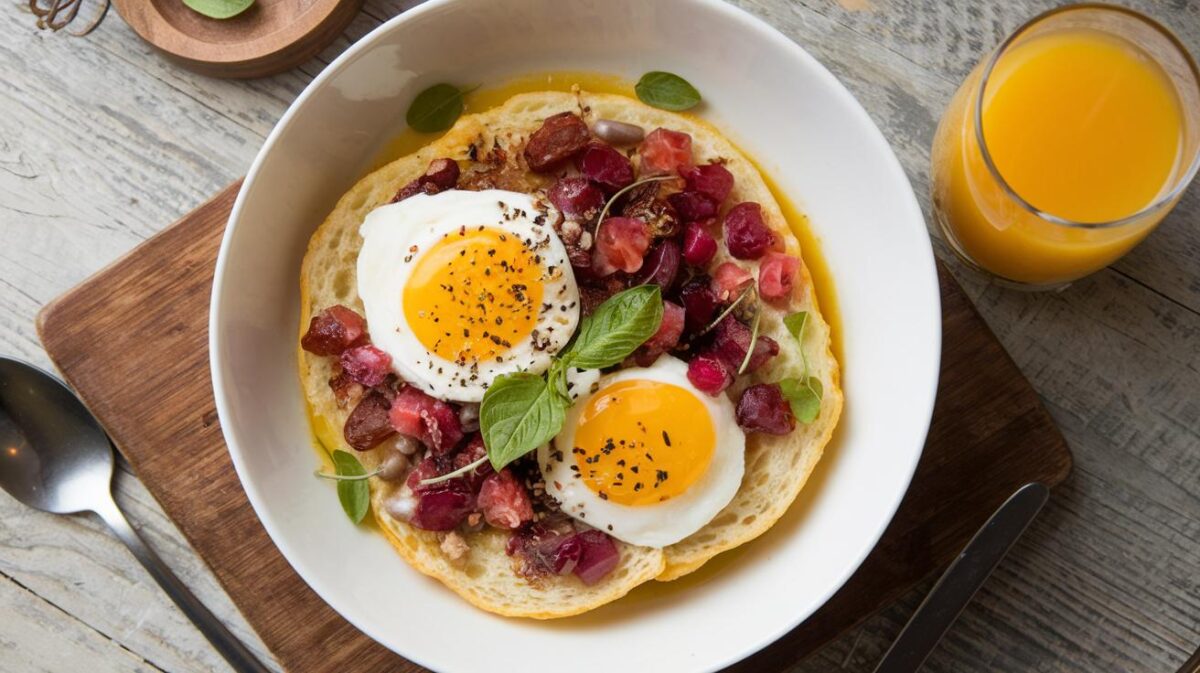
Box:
[403,227,545,364]
[571,380,716,506]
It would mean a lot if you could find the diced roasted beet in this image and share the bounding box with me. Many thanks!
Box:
[631,239,681,291]
[506,523,583,576]
[633,300,685,366]
[759,252,802,301]
[548,177,605,219]
[339,345,392,387]
[344,391,396,450]
[682,221,718,267]
[639,128,693,175]
[389,386,464,454]
[724,202,775,260]
[681,163,734,204]
[668,191,718,223]
[391,158,460,202]
[572,530,620,585]
[736,383,796,435]
[301,305,366,356]
[524,112,591,172]
[477,469,534,530]
[405,455,445,493]
[410,480,474,531]
[711,262,754,302]
[678,275,720,333]
[577,141,634,192]
[687,353,734,395]
[592,217,651,276]
[453,434,494,491]
[711,317,779,373]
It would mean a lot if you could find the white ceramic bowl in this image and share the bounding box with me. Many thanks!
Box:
[210,0,941,670]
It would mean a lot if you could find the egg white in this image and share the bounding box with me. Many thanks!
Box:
[539,356,745,548]
[357,189,579,402]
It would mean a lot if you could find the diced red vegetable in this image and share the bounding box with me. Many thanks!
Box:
[343,391,396,450]
[633,300,685,366]
[678,275,720,333]
[477,469,534,530]
[759,252,802,301]
[710,317,779,373]
[668,191,718,223]
[577,142,634,192]
[405,456,445,493]
[681,163,734,204]
[505,523,582,576]
[339,345,392,387]
[389,386,464,454]
[410,481,474,531]
[592,217,651,276]
[548,177,605,219]
[524,112,591,172]
[453,434,494,491]
[682,221,718,267]
[724,202,775,260]
[572,530,620,585]
[687,353,733,395]
[711,262,754,301]
[639,128,692,175]
[301,305,366,356]
[631,239,681,291]
[736,383,796,435]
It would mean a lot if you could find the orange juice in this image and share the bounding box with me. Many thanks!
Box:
[932,8,1199,288]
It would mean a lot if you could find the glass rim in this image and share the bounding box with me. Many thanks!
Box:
[973,2,1200,230]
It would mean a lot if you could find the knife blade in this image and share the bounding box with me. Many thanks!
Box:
[873,482,1050,673]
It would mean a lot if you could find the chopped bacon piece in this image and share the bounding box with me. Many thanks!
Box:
[759,252,802,301]
[524,112,591,172]
[710,316,779,373]
[572,530,620,585]
[477,469,534,530]
[724,202,775,260]
[577,142,634,192]
[682,220,718,266]
[548,177,605,219]
[736,383,796,435]
[339,345,392,387]
[639,128,692,175]
[343,391,396,450]
[388,386,464,454]
[592,217,651,276]
[681,163,734,204]
[711,262,754,302]
[301,305,365,356]
[392,158,460,202]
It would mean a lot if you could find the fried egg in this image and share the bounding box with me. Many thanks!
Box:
[357,189,579,402]
[539,356,745,547]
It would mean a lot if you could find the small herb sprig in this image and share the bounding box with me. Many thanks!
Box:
[314,450,377,523]
[779,312,824,423]
[478,285,664,472]
[592,175,677,236]
[406,83,478,133]
[635,72,702,111]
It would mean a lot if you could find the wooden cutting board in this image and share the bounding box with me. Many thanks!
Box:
[36,182,1071,672]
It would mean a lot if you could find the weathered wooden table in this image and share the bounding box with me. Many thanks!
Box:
[1,1,1197,671]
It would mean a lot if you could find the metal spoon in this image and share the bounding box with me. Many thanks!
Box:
[0,357,271,673]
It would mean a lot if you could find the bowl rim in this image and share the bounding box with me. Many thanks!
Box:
[209,0,941,669]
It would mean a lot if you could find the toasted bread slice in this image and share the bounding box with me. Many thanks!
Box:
[298,91,841,615]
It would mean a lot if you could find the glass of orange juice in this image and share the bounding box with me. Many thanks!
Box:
[931,4,1200,289]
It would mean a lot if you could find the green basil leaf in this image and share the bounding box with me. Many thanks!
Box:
[331,450,370,524]
[783,311,809,342]
[779,377,823,424]
[182,0,254,19]
[481,373,568,471]
[635,71,701,111]
[406,83,468,133]
[564,285,663,370]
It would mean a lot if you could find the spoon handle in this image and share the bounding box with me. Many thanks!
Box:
[92,495,273,673]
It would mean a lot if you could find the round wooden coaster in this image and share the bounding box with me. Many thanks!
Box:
[111,0,363,79]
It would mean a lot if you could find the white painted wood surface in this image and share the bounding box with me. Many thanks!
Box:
[1,1,1197,671]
